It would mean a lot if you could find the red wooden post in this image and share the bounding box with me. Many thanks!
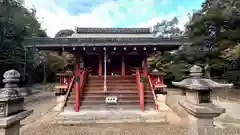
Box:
[121,55,125,76]
[140,83,145,112]
[74,64,80,112]
[156,104,159,112]
[98,55,102,77]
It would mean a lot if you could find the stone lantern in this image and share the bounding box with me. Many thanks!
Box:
[149,68,167,94]
[0,69,33,135]
[172,65,233,135]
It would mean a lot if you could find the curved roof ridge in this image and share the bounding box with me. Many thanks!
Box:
[75,27,151,34]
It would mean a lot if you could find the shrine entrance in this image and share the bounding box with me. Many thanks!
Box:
[84,54,98,75]
[125,55,143,75]
[105,54,122,75]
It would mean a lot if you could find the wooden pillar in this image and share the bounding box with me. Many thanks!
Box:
[121,55,125,76]
[98,55,102,77]
[143,55,148,77]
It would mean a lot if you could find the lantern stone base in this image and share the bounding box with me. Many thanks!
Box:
[179,100,225,135]
[0,110,33,135]
[52,96,65,111]
[188,114,214,135]
[0,121,20,135]
[165,89,188,118]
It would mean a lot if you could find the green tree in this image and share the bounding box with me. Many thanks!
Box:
[152,17,183,38]
[184,0,240,75]
[150,17,187,83]
[0,0,47,85]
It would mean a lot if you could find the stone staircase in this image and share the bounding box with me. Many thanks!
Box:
[66,75,155,111]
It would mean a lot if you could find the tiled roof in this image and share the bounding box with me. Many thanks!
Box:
[76,27,151,34]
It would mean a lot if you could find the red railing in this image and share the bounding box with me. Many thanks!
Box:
[136,68,144,112]
[74,66,88,112]
[148,75,159,112]
[62,76,76,110]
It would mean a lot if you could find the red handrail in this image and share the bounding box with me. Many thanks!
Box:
[74,66,88,112]
[62,76,76,110]
[136,68,144,112]
[147,75,159,112]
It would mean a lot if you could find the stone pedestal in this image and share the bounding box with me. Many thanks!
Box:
[0,110,33,135]
[188,115,214,134]
[179,100,225,135]
[53,95,65,111]
[0,69,33,135]
[165,88,188,117]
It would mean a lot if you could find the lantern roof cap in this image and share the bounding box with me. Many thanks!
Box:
[172,65,234,90]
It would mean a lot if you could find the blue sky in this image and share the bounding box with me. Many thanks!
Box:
[25,0,205,37]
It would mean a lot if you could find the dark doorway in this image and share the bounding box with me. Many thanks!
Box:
[105,54,121,75]
[84,54,99,75]
[125,55,143,74]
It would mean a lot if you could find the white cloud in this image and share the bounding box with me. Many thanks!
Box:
[136,6,190,31]
[25,0,190,37]
[25,0,115,37]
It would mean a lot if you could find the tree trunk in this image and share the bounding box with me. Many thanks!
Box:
[43,64,47,84]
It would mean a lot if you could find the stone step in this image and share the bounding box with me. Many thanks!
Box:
[67,99,155,105]
[83,88,137,91]
[70,94,154,99]
[54,109,166,124]
[84,85,137,89]
[87,80,137,83]
[72,90,138,94]
[65,103,155,110]
[71,90,153,96]
[88,76,135,79]
[65,104,140,110]
[85,83,137,87]
[82,98,154,103]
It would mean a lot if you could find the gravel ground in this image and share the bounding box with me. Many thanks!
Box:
[21,123,240,135]
[212,88,240,102]
[21,83,57,127]
[20,86,240,135]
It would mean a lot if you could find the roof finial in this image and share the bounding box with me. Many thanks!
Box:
[189,65,202,78]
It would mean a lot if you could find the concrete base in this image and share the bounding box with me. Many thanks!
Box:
[54,106,167,124]
[155,94,181,125]
[156,94,169,112]
[0,110,33,135]
[165,88,188,118]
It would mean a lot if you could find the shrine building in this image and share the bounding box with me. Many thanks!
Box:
[24,27,190,112]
